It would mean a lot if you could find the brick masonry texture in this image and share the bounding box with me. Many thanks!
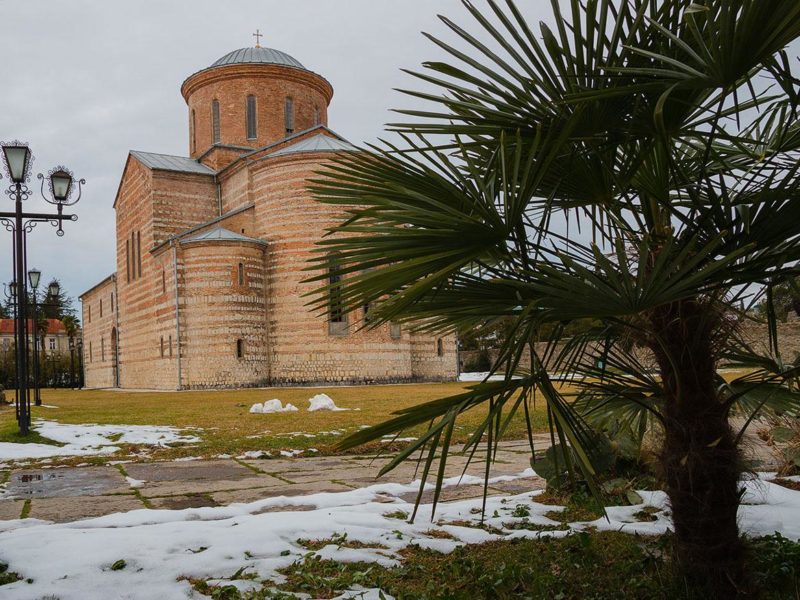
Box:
[81,49,457,390]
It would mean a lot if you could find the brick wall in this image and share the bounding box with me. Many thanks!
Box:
[179,239,269,389]
[182,64,332,162]
[80,276,117,388]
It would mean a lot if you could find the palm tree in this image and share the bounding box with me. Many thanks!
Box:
[310,0,800,596]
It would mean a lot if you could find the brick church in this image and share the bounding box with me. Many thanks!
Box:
[80,43,458,390]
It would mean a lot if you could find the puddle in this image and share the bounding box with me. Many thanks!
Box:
[4,467,126,499]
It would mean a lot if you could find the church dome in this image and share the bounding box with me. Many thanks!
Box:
[210,47,305,70]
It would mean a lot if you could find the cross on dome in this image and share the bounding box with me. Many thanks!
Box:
[252,29,263,48]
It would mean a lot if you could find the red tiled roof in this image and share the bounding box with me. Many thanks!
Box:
[0,319,67,335]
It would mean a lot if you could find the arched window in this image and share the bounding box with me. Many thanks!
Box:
[236,339,244,358]
[284,97,294,136]
[437,338,444,357]
[212,99,221,144]
[110,293,114,312]
[160,336,164,358]
[237,263,245,286]
[246,95,257,140]
[190,109,196,153]
[99,299,103,318]
[313,106,321,126]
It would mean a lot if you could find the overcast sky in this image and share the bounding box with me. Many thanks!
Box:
[0,0,557,311]
[0,1,797,315]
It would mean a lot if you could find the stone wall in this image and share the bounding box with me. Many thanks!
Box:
[249,152,449,385]
[179,239,270,389]
[739,316,800,360]
[80,276,117,388]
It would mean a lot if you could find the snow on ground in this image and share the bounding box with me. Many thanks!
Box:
[0,471,797,599]
[0,421,200,462]
[459,371,505,382]
[458,371,581,382]
[249,399,299,414]
[249,394,356,414]
[125,477,145,489]
[308,393,354,412]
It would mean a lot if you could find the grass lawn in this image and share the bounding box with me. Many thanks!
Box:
[0,382,552,465]
[191,531,800,599]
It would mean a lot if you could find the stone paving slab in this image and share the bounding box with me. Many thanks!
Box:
[280,467,387,485]
[4,466,129,499]
[138,475,286,498]
[0,440,551,523]
[125,459,252,482]
[149,494,219,510]
[395,483,507,504]
[27,494,145,523]
[211,482,354,506]
[488,476,546,495]
[0,499,25,520]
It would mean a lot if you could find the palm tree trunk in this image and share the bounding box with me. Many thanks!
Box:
[649,299,749,598]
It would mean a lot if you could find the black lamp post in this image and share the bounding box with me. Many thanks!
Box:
[27,268,42,407]
[0,141,83,435]
[48,281,60,388]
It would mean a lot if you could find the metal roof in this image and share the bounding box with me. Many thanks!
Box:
[130,151,215,175]
[181,226,266,246]
[269,134,357,158]
[211,47,305,69]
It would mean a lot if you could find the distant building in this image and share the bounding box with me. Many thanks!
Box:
[0,319,73,356]
[79,43,457,390]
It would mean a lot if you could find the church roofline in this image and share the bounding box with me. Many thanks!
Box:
[180,226,267,247]
[151,203,256,255]
[214,125,352,178]
[130,150,216,176]
[79,273,116,300]
[195,143,256,164]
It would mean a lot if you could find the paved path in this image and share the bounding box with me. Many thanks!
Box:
[0,425,778,523]
[0,438,549,523]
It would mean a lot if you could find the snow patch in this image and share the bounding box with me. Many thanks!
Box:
[250,399,299,414]
[0,472,797,599]
[0,421,199,462]
[125,477,145,489]
[307,394,351,412]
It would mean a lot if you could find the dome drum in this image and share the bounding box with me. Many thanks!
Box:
[182,47,334,159]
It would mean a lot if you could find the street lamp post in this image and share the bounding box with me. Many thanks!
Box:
[0,141,83,435]
[27,268,41,407]
[47,280,60,389]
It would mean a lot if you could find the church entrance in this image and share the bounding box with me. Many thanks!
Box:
[111,328,119,388]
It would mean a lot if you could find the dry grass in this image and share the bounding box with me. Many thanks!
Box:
[0,382,552,464]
